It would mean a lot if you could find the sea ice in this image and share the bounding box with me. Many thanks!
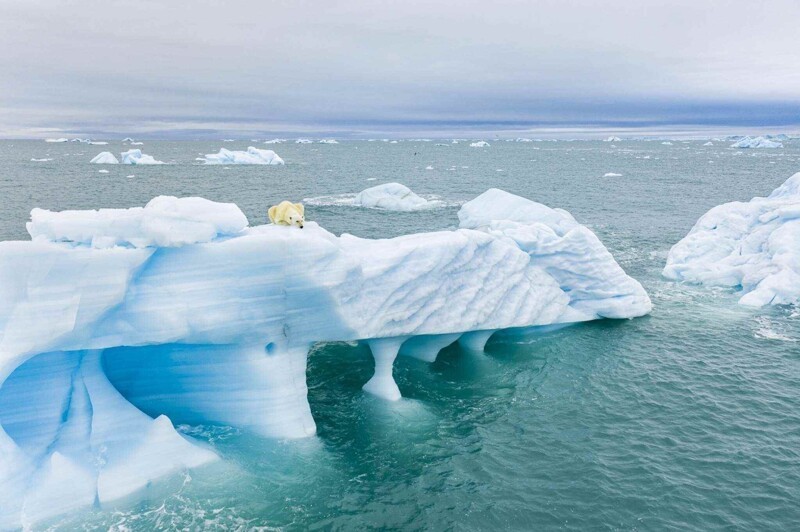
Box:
[603,136,622,142]
[664,172,800,306]
[603,172,622,177]
[202,147,284,165]
[470,141,490,147]
[45,138,68,143]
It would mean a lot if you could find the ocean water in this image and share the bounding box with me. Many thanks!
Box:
[1,139,799,530]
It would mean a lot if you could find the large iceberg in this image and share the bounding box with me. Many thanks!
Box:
[202,147,285,165]
[0,190,649,527]
[730,136,783,149]
[664,172,800,306]
[353,182,437,211]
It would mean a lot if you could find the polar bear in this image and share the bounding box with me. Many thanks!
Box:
[268,201,305,228]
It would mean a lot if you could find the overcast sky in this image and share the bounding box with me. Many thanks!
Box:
[2,0,799,138]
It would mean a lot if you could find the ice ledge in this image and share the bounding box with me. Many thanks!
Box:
[0,189,649,527]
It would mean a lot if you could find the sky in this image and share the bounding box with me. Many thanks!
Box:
[1,0,799,138]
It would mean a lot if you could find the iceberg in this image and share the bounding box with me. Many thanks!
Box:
[319,139,339,144]
[664,172,800,306]
[121,149,165,165]
[90,151,120,164]
[295,138,313,144]
[603,172,622,177]
[0,190,649,527]
[202,147,285,165]
[470,141,490,147]
[703,141,714,146]
[730,136,783,149]
[45,138,68,143]
[353,183,436,211]
[603,136,622,142]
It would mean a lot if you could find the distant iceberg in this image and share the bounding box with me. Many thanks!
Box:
[45,138,68,143]
[122,137,135,142]
[703,141,714,146]
[664,172,800,306]
[353,183,436,211]
[202,147,284,165]
[603,172,622,177]
[603,136,622,142]
[319,139,339,144]
[295,138,314,144]
[263,138,285,144]
[121,149,164,165]
[90,151,119,164]
[661,141,673,145]
[766,134,790,141]
[470,141,490,147]
[0,190,649,528]
[730,136,783,149]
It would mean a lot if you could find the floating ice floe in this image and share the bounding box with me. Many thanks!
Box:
[263,138,285,144]
[603,172,623,177]
[603,136,622,142]
[45,138,68,143]
[0,190,649,527]
[470,141,490,147]
[661,141,673,145]
[90,151,120,164]
[703,142,714,146]
[730,136,783,149]
[121,149,164,165]
[98,169,109,174]
[664,172,800,306]
[202,147,284,165]
[319,139,339,144]
[353,182,437,211]
[295,138,313,144]
[30,158,53,162]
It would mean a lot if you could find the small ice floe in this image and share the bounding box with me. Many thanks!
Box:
[122,137,135,142]
[426,165,434,170]
[603,172,623,177]
[353,183,440,211]
[295,139,313,144]
[470,141,490,147]
[661,141,673,145]
[30,158,53,162]
[603,136,622,142]
[45,138,68,143]
[263,139,285,144]
[319,139,339,144]
[98,169,109,174]
[89,141,108,145]
[703,141,714,146]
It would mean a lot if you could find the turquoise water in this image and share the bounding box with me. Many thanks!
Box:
[1,139,799,530]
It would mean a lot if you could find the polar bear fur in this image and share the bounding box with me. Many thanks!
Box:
[268,201,305,228]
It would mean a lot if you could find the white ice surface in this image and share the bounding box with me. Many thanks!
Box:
[0,189,649,527]
[470,141,490,147]
[27,196,248,249]
[202,147,284,165]
[664,172,800,306]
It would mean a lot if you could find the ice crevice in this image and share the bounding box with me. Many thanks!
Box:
[0,188,650,527]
